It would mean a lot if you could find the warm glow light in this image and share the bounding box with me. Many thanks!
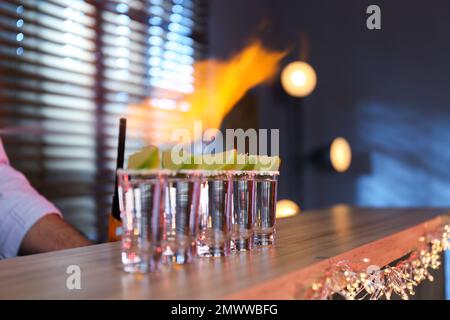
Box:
[330,137,352,173]
[128,41,286,145]
[281,61,317,97]
[276,199,301,219]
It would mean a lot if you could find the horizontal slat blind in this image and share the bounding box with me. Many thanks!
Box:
[0,0,98,239]
[96,0,207,240]
[0,0,207,241]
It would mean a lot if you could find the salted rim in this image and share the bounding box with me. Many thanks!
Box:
[228,170,280,176]
[117,169,171,176]
[117,169,280,176]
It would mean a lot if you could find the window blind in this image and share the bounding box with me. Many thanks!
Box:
[0,0,207,241]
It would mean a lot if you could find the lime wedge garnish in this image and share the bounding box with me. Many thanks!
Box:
[181,154,202,169]
[201,149,237,170]
[161,148,185,170]
[127,146,160,169]
[241,155,281,171]
[240,154,256,170]
[162,149,239,170]
[159,149,282,171]
[221,152,246,170]
[161,149,201,170]
[253,155,281,171]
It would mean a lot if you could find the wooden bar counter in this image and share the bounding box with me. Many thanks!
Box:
[0,206,448,300]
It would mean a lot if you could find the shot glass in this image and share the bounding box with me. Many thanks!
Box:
[230,171,256,252]
[162,170,202,265]
[197,171,233,257]
[117,169,167,273]
[253,171,279,247]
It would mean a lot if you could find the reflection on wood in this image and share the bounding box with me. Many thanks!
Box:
[0,205,448,299]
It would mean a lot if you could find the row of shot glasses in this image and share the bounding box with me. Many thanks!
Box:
[118,169,279,273]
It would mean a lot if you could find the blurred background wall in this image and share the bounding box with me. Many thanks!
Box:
[210,0,450,299]
[0,0,208,241]
[210,0,450,210]
[0,0,449,299]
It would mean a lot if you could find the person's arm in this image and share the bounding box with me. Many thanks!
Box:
[19,214,92,256]
[0,139,92,258]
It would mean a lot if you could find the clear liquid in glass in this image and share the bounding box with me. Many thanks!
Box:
[163,172,201,264]
[119,171,166,273]
[197,173,232,257]
[231,172,256,252]
[253,173,278,246]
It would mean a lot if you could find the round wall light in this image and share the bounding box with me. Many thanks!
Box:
[329,137,352,173]
[276,199,301,219]
[281,61,317,97]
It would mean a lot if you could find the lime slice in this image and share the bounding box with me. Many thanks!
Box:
[161,149,200,170]
[162,149,239,170]
[241,155,281,171]
[202,149,237,170]
[254,155,281,171]
[221,151,246,170]
[127,146,160,169]
[181,154,202,169]
[162,149,183,170]
[239,154,255,171]
[160,149,277,171]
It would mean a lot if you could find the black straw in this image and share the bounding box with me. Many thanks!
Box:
[111,117,127,220]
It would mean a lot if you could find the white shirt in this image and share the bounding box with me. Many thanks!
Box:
[0,138,61,259]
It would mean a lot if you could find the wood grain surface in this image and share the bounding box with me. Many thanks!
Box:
[0,205,448,300]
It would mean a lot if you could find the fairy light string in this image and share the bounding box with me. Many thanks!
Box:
[309,224,449,300]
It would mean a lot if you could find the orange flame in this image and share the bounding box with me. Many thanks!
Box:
[127,41,286,146]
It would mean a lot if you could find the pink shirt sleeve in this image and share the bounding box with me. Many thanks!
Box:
[0,138,62,259]
[0,139,9,165]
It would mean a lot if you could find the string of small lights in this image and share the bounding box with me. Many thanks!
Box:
[308,224,449,300]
